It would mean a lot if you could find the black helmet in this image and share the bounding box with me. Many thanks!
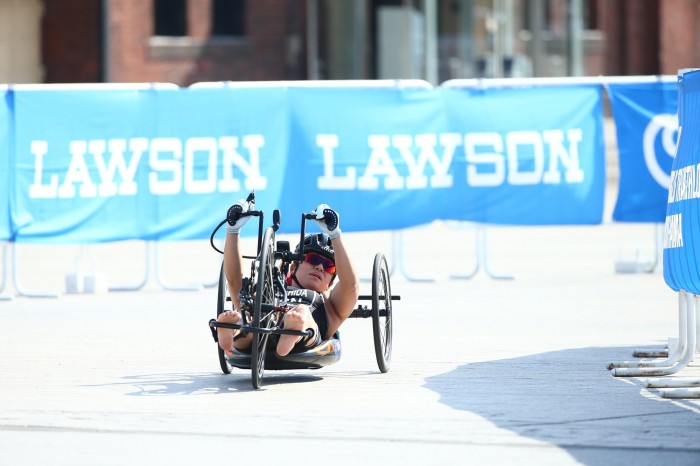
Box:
[295,233,334,262]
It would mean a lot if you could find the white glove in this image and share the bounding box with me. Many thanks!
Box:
[313,204,341,239]
[226,199,251,234]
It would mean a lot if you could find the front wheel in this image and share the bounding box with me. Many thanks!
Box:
[371,253,392,373]
[251,226,277,389]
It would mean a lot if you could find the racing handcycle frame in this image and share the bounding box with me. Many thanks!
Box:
[208,200,398,389]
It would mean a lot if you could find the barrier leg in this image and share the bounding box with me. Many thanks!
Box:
[360,233,396,282]
[660,388,700,398]
[614,223,662,274]
[645,294,700,397]
[201,239,223,289]
[632,347,668,358]
[65,244,107,294]
[10,242,60,298]
[611,291,696,377]
[607,291,687,370]
[0,242,13,300]
[392,230,435,283]
[108,241,151,292]
[646,378,700,389]
[450,225,514,280]
[697,294,700,353]
[154,241,203,291]
[449,224,478,280]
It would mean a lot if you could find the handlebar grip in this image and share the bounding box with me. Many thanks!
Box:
[227,205,261,225]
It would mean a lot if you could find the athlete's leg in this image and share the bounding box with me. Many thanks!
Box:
[276,304,319,357]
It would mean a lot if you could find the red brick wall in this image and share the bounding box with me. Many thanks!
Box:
[42,0,103,82]
[597,0,659,76]
[106,0,306,85]
[41,0,696,84]
[659,0,700,75]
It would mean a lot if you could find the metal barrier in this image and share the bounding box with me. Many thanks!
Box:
[608,290,700,398]
[447,223,514,280]
[0,243,12,300]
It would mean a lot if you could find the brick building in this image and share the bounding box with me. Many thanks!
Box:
[0,0,698,86]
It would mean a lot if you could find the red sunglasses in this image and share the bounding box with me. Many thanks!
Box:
[304,253,336,274]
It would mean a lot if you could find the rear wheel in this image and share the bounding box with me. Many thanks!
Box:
[371,253,392,373]
[251,226,277,389]
[216,262,233,374]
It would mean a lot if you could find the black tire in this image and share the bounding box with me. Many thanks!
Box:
[216,262,233,374]
[251,226,276,389]
[371,253,392,373]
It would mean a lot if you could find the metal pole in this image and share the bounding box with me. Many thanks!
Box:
[567,0,584,76]
[352,0,366,79]
[528,0,545,77]
[490,0,503,78]
[306,0,319,80]
[423,0,438,85]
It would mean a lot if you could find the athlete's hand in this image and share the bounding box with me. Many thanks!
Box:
[226,199,251,234]
[313,204,341,239]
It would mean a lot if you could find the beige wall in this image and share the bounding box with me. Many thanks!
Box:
[0,0,43,83]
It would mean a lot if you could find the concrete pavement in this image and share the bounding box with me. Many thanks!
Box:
[1,217,699,465]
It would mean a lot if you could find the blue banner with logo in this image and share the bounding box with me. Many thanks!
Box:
[0,87,10,240]
[442,84,605,225]
[663,70,700,294]
[282,85,448,232]
[11,86,288,242]
[607,80,678,222]
[7,82,608,243]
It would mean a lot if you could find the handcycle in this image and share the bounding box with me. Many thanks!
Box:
[208,194,399,389]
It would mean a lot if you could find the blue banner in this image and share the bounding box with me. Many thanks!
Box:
[663,70,700,294]
[11,86,288,242]
[607,81,678,222]
[7,82,608,243]
[442,84,605,225]
[0,87,10,240]
[283,85,448,232]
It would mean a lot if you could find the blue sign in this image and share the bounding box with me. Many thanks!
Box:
[663,70,700,294]
[442,84,605,225]
[6,83,608,244]
[0,87,10,240]
[10,86,288,242]
[607,80,678,222]
[282,85,448,232]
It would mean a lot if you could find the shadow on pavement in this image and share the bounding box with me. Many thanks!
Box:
[83,371,323,395]
[424,346,700,466]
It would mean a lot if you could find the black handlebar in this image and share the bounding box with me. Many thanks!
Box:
[211,190,328,261]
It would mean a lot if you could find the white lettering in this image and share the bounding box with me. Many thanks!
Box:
[27,129,588,199]
[506,131,544,185]
[93,139,144,196]
[149,137,182,195]
[393,133,457,189]
[184,137,218,194]
[542,129,585,183]
[218,135,267,192]
[58,141,97,198]
[316,134,356,190]
[358,135,403,190]
[464,132,505,187]
[664,213,683,249]
[668,163,700,204]
[28,140,58,198]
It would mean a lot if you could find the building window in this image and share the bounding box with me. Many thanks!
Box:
[212,0,245,36]
[154,0,187,36]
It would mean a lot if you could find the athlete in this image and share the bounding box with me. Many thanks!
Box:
[216,202,360,357]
